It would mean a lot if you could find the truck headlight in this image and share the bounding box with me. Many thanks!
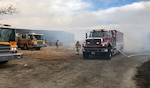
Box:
[11,47,17,51]
[10,47,17,53]
[34,42,37,45]
[86,41,90,45]
[43,41,45,44]
[101,43,107,47]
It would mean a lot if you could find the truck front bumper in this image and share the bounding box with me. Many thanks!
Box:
[0,53,23,62]
[83,48,108,53]
[33,44,47,47]
[82,47,109,55]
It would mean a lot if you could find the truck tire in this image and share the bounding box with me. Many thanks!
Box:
[20,47,24,50]
[23,44,29,50]
[35,47,41,50]
[83,52,89,59]
[106,47,112,59]
[0,61,8,64]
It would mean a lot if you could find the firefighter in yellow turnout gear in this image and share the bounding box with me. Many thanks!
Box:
[75,41,81,55]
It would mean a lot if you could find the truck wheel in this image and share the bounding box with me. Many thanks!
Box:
[36,47,41,50]
[23,44,29,50]
[83,52,89,59]
[0,61,8,64]
[106,47,112,59]
[106,52,112,59]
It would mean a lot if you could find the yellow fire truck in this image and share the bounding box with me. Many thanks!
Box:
[17,32,46,50]
[0,24,23,64]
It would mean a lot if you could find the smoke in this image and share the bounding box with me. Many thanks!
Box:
[123,27,150,53]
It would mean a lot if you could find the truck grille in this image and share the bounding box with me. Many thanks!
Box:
[85,48,99,52]
[86,39,101,46]
[37,41,43,45]
[0,44,10,54]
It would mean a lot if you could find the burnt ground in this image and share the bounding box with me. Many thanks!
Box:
[0,46,150,88]
[134,60,150,88]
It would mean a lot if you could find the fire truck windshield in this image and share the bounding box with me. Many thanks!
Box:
[89,31,108,37]
[30,35,44,40]
[0,28,15,42]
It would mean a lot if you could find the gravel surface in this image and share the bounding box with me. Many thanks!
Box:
[0,46,149,88]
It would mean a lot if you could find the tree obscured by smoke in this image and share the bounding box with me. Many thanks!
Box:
[0,4,17,15]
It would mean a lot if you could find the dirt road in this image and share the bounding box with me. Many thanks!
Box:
[0,46,149,88]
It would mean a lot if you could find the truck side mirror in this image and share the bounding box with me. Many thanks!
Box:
[86,33,87,38]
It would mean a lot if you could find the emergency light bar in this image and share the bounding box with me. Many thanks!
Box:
[93,29,108,32]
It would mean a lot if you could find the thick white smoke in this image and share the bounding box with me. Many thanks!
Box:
[123,28,150,53]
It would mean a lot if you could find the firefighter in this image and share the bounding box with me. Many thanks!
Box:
[75,41,81,55]
[55,40,59,48]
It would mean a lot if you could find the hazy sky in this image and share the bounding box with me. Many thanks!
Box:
[0,0,150,42]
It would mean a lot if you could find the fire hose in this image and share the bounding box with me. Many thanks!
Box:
[118,49,150,58]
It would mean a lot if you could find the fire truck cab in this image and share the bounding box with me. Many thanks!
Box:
[82,29,123,59]
[17,32,46,50]
[0,25,23,64]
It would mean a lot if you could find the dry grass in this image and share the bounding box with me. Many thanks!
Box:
[18,46,76,61]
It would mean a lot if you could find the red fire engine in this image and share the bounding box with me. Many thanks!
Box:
[82,29,123,59]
